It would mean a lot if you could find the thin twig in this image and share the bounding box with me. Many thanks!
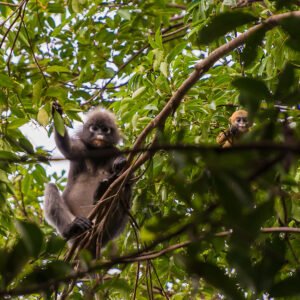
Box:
[0,0,26,49]
[0,1,18,7]
[7,0,27,75]
[82,43,149,105]
[22,20,48,86]
[162,24,190,38]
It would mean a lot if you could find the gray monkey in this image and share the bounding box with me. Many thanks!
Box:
[44,107,132,252]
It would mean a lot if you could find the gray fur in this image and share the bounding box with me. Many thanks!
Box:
[44,108,132,254]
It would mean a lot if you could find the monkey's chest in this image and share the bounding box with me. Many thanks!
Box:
[64,163,112,217]
[84,158,112,175]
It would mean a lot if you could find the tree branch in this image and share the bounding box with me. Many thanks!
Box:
[9,141,300,164]
[0,1,18,7]
[1,226,299,298]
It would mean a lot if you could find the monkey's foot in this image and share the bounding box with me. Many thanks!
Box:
[62,216,93,240]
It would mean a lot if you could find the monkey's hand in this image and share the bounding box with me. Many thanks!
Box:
[230,125,239,135]
[93,176,118,204]
[93,156,128,204]
[216,130,229,145]
[93,179,110,204]
[52,101,63,116]
[113,156,127,174]
[62,216,93,240]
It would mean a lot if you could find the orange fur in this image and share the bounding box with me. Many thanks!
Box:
[217,110,250,148]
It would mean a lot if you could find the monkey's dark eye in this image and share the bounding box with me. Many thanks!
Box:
[101,126,111,134]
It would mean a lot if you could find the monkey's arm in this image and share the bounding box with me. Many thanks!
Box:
[54,128,121,162]
[44,183,92,239]
[54,129,88,160]
[217,129,230,145]
[93,156,128,203]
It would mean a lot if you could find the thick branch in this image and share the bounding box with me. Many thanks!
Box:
[6,140,300,165]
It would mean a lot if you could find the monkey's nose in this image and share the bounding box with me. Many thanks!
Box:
[96,134,104,140]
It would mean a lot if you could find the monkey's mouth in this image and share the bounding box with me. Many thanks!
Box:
[92,135,107,147]
[238,126,248,133]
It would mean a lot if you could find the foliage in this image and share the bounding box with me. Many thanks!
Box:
[0,0,300,299]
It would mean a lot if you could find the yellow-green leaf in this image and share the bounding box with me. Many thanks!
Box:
[47,66,70,73]
[37,108,49,126]
[160,62,168,78]
[132,86,146,99]
[33,79,43,103]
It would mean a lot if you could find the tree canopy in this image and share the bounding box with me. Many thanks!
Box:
[0,0,300,299]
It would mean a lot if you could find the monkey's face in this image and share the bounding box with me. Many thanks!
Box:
[88,123,113,147]
[230,110,249,133]
[81,111,120,148]
[233,116,249,132]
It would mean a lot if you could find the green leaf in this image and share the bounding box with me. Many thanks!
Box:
[280,16,300,51]
[198,12,257,44]
[186,261,244,300]
[0,73,15,88]
[15,220,44,258]
[213,171,253,221]
[48,2,64,13]
[273,0,300,9]
[7,118,28,129]
[72,0,82,13]
[253,237,285,292]
[118,9,131,20]
[232,77,272,115]
[166,42,187,63]
[0,170,9,184]
[242,27,267,67]
[53,111,65,137]
[132,86,146,99]
[96,278,131,296]
[0,240,30,286]
[46,86,67,101]
[18,138,34,154]
[155,28,163,50]
[274,63,300,105]
[44,235,66,255]
[233,77,271,100]
[22,173,32,195]
[0,151,19,162]
[270,273,300,297]
[18,261,72,287]
[32,79,44,104]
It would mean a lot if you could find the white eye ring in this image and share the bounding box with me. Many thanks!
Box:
[89,125,98,132]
